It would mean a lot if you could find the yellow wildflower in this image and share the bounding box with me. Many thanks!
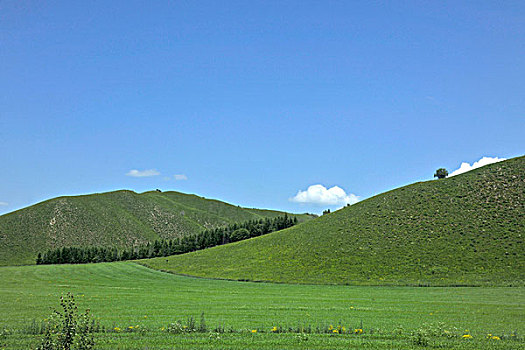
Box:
[271,326,278,333]
[114,327,121,332]
[462,334,472,339]
[491,336,501,340]
[355,328,363,335]
[251,329,257,333]
[332,329,338,333]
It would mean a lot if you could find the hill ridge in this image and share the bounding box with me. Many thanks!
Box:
[143,155,525,286]
[0,189,313,266]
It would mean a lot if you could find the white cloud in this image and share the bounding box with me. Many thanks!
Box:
[126,169,160,177]
[449,156,506,177]
[174,174,188,181]
[0,202,7,206]
[290,184,359,206]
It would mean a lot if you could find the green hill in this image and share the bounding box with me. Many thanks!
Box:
[143,156,525,286]
[0,190,313,266]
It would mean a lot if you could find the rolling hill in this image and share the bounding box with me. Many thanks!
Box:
[143,156,525,286]
[0,190,314,266]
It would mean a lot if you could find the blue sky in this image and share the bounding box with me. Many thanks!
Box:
[1,1,524,215]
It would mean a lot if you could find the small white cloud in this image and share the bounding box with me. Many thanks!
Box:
[449,156,506,177]
[126,169,160,177]
[0,202,7,206]
[290,184,359,206]
[174,174,188,181]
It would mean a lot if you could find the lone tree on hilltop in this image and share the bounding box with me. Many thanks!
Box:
[434,168,448,179]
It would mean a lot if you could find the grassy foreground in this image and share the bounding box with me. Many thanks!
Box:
[0,262,523,349]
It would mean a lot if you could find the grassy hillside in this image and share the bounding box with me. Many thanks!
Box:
[0,263,522,349]
[144,156,525,286]
[0,190,313,266]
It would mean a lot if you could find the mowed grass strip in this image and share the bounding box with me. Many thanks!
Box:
[0,263,523,344]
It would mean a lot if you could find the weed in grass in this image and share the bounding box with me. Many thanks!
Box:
[21,320,48,335]
[412,329,430,347]
[208,332,221,341]
[166,321,185,334]
[35,293,95,350]
[212,324,225,334]
[198,312,207,333]
[5,313,525,349]
[0,327,10,349]
[294,333,309,342]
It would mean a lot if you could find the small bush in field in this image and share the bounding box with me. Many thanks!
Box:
[166,314,208,334]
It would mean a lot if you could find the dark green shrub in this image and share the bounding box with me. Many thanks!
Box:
[230,228,250,242]
[434,168,448,179]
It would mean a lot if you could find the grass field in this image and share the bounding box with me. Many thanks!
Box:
[1,262,523,349]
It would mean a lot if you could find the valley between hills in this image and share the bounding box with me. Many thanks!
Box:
[1,156,523,349]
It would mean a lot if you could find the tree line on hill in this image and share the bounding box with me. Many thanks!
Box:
[36,215,298,265]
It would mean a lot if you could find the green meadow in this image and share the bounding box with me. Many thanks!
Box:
[1,262,523,349]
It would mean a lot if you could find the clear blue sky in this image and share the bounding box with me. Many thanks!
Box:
[1,1,524,215]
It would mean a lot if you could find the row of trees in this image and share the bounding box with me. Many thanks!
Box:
[36,215,298,265]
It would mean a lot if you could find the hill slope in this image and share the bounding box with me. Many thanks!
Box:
[0,190,313,266]
[144,156,525,286]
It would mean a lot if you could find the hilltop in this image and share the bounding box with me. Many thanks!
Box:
[0,190,313,266]
[143,156,525,286]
